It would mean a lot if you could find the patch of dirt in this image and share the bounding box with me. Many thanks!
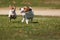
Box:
[0,7,60,16]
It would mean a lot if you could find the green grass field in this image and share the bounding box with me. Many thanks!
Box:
[0,15,60,40]
[0,0,60,9]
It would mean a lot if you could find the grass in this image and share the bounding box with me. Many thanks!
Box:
[0,15,60,40]
[0,0,60,9]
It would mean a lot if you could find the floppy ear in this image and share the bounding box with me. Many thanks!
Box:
[24,8,30,12]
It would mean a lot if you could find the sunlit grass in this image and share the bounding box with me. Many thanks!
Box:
[0,15,60,40]
[0,0,60,9]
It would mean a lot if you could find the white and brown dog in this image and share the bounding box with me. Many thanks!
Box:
[8,5,17,22]
[20,6,34,24]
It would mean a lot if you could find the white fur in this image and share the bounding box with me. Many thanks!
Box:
[20,8,25,16]
[20,7,34,24]
[8,9,14,17]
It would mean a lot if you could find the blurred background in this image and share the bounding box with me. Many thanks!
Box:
[0,0,60,9]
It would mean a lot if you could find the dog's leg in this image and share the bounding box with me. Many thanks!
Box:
[30,17,33,22]
[21,18,25,22]
[31,18,33,22]
[9,17,11,22]
[26,19,29,24]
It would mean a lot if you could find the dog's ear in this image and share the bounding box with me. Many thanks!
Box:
[24,7,30,12]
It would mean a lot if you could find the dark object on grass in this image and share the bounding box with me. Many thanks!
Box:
[32,22,38,23]
[9,15,16,22]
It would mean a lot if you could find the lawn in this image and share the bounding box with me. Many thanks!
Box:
[0,15,60,40]
[0,0,60,9]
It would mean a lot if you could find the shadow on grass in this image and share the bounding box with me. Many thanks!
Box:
[32,22,39,23]
[12,21,21,23]
[10,20,39,24]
